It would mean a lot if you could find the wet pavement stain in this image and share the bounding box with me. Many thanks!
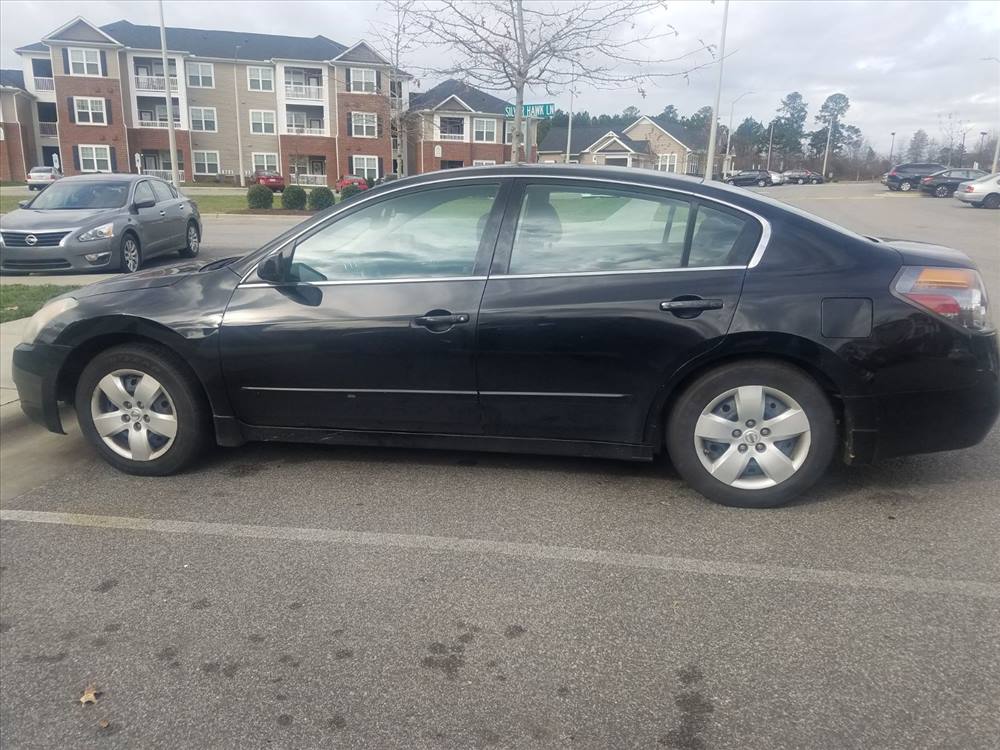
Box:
[276,714,293,727]
[103,623,122,633]
[92,579,118,594]
[504,624,527,639]
[661,665,715,750]
[201,662,220,675]
[335,648,354,660]
[278,654,301,668]
[190,598,211,610]
[328,714,348,730]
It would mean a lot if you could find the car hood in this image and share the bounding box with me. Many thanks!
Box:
[73,261,211,298]
[0,207,120,231]
[877,238,975,269]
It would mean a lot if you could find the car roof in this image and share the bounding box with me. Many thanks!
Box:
[58,173,146,183]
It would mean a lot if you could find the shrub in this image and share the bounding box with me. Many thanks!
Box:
[308,186,335,211]
[247,184,273,209]
[340,184,364,202]
[281,185,307,210]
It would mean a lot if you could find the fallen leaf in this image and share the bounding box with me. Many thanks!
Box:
[98,720,110,729]
[79,684,100,705]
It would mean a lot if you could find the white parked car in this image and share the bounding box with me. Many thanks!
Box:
[26,166,62,191]
[954,172,1000,209]
[768,171,785,185]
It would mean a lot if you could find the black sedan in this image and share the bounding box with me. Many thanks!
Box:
[783,169,824,185]
[724,170,773,187]
[12,165,999,508]
[919,168,989,198]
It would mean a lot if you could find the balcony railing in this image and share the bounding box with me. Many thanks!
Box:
[138,119,182,129]
[134,75,179,92]
[285,125,325,136]
[439,132,464,141]
[38,122,58,137]
[285,83,323,100]
[33,77,55,91]
[142,169,176,181]
[290,173,327,186]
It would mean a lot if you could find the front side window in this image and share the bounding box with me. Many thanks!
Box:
[133,181,156,205]
[187,61,214,88]
[193,150,220,175]
[349,67,376,93]
[247,66,274,91]
[352,155,379,182]
[79,144,111,172]
[352,112,377,138]
[190,106,217,132]
[253,153,278,172]
[507,184,759,275]
[250,110,276,134]
[74,97,106,125]
[473,118,496,143]
[68,48,100,76]
[288,184,499,282]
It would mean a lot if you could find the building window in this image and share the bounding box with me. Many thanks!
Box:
[473,118,497,143]
[439,116,464,141]
[349,68,376,93]
[68,48,101,76]
[187,62,214,88]
[253,153,279,172]
[473,160,496,166]
[657,153,678,173]
[352,155,379,182]
[79,144,111,172]
[190,107,217,132]
[193,150,220,175]
[73,97,106,125]
[250,110,276,134]
[247,66,274,92]
[351,112,377,138]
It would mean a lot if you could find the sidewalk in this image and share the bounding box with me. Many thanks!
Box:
[0,317,27,407]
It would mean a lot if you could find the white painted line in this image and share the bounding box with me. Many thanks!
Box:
[2,509,998,600]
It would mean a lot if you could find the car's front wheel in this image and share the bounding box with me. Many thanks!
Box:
[797,178,805,185]
[899,180,913,192]
[119,233,142,273]
[810,178,820,184]
[756,179,768,187]
[666,360,836,508]
[75,344,209,476]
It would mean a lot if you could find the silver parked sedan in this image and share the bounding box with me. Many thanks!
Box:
[0,174,201,274]
[953,172,1000,209]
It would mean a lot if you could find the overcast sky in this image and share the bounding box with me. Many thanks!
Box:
[2,0,997,153]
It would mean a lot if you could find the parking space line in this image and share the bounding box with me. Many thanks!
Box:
[3,509,998,600]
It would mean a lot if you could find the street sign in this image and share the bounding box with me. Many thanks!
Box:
[134,152,142,172]
[505,103,555,119]
[51,153,60,171]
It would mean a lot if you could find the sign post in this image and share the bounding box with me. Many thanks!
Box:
[134,152,142,174]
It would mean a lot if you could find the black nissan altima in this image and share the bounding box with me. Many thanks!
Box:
[12,165,999,508]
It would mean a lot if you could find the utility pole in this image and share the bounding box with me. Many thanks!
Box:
[766,121,773,170]
[993,133,999,173]
[704,0,729,181]
[564,87,574,164]
[724,90,752,176]
[233,44,246,187]
[888,131,895,165]
[158,0,180,186]
[821,114,835,179]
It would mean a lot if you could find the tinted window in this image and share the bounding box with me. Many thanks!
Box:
[29,181,130,209]
[687,205,751,268]
[133,181,156,205]
[509,185,691,274]
[289,184,498,282]
[149,180,174,203]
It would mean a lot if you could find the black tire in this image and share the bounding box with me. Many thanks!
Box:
[756,179,768,187]
[119,232,142,273]
[934,185,949,198]
[666,360,836,508]
[810,179,820,184]
[178,221,200,258]
[75,343,210,476]
[797,178,805,185]
[899,180,913,192]
[983,193,1000,209]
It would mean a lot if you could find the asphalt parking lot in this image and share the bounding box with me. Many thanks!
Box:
[1,182,998,748]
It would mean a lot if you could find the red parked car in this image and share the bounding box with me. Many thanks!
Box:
[250,171,285,192]
[335,175,369,192]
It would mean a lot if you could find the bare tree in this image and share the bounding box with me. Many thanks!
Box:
[409,0,715,163]
[371,0,420,175]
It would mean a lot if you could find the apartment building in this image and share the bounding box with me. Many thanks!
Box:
[0,69,36,181]
[8,16,538,185]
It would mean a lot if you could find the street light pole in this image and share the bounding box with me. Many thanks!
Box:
[157,0,180,186]
[888,131,895,165]
[564,86,574,164]
[704,0,729,181]
[821,113,836,179]
[765,121,773,170]
[724,90,752,176]
[233,44,246,187]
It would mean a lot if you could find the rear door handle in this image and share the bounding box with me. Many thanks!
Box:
[158,210,166,216]
[660,298,723,312]
[414,313,470,328]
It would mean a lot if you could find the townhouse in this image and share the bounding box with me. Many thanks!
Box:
[5,16,539,185]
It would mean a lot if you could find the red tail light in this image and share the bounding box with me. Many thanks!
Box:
[921,177,932,184]
[963,185,975,192]
[894,267,993,332]
[889,170,898,176]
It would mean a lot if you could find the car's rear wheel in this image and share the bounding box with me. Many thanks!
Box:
[119,233,141,273]
[810,178,820,184]
[899,180,913,192]
[178,221,200,258]
[756,179,768,187]
[797,178,805,185]
[934,185,949,198]
[983,193,1000,209]
[76,344,209,476]
[666,360,836,508]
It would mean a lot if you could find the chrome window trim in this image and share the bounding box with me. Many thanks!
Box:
[498,266,746,281]
[239,275,488,289]
[238,173,772,286]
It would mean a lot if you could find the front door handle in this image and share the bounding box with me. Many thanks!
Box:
[660,297,723,319]
[414,311,470,330]
[159,210,166,216]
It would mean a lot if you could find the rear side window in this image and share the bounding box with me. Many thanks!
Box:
[507,184,760,275]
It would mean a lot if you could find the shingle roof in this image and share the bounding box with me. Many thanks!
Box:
[538,125,645,154]
[334,42,387,64]
[648,116,705,151]
[0,69,26,90]
[409,79,511,115]
[15,41,49,53]
[97,20,347,61]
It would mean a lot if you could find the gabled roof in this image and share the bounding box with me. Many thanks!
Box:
[539,125,632,154]
[43,17,121,46]
[589,131,648,154]
[409,79,511,115]
[15,42,49,53]
[0,69,26,90]
[625,115,706,151]
[333,41,389,65]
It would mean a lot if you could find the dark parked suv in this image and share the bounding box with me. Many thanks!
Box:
[886,162,946,192]
[724,170,773,187]
[12,165,999,508]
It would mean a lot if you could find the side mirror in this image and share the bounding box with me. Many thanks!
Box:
[257,252,287,283]
[133,199,156,211]
[18,200,29,208]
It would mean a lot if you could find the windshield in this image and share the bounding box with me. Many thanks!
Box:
[27,181,130,210]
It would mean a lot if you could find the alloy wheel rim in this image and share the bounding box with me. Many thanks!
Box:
[693,384,811,490]
[90,369,177,461]
[188,226,199,254]
[124,240,139,272]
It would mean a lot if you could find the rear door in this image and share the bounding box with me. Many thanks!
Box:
[131,180,166,252]
[475,178,763,444]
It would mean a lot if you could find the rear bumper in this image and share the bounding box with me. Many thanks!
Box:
[11,341,72,434]
[954,191,981,205]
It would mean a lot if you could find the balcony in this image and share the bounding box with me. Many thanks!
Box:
[38,122,58,137]
[440,132,464,141]
[285,124,325,136]
[285,83,323,100]
[290,173,327,186]
[34,77,55,91]
[138,119,181,129]
[134,75,179,93]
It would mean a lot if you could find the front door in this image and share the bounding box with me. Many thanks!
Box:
[476,179,759,444]
[220,180,508,433]
[131,180,168,252]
